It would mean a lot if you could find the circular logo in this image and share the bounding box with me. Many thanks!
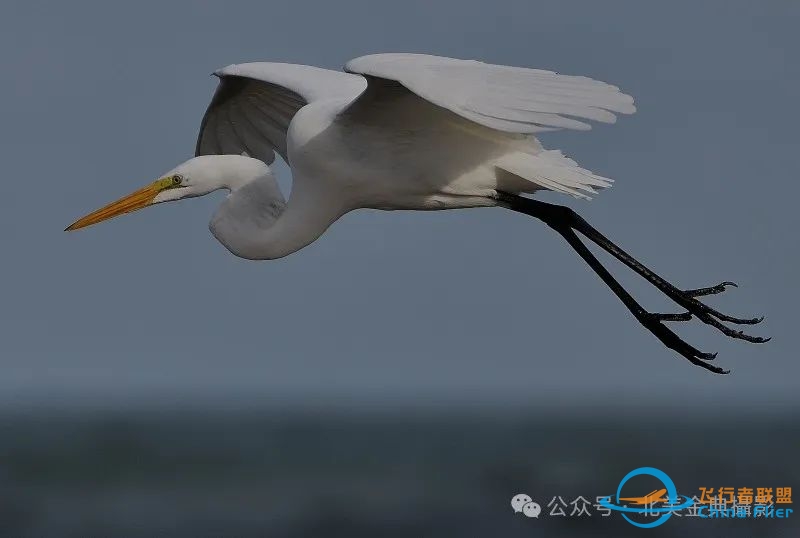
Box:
[599,467,694,528]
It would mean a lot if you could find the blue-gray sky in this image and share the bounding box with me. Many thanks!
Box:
[1,0,797,408]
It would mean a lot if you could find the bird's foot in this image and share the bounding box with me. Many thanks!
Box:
[685,281,737,297]
[637,281,768,374]
[668,281,769,343]
[639,313,725,373]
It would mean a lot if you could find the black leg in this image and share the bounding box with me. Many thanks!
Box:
[496,192,768,373]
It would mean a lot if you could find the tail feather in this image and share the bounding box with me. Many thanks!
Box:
[495,150,613,200]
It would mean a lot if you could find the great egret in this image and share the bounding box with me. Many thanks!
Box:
[66,53,767,373]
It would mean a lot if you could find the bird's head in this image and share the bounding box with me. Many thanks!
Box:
[65,155,270,231]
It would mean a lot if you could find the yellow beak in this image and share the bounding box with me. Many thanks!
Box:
[65,178,174,232]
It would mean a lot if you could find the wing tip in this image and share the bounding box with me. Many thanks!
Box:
[619,93,637,114]
[213,64,241,78]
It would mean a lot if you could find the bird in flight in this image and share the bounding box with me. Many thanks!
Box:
[66,53,767,373]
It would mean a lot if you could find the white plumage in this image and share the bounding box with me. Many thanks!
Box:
[344,53,635,133]
[68,53,765,373]
[197,62,365,163]
[194,53,635,223]
[496,150,612,200]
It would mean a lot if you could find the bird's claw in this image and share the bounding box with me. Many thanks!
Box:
[670,280,769,344]
[684,281,737,297]
[640,314,725,372]
[639,279,769,373]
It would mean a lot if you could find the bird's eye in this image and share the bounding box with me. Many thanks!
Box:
[172,175,183,186]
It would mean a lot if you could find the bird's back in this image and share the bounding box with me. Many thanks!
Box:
[288,90,609,211]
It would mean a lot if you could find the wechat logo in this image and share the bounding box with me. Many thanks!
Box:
[511,493,541,518]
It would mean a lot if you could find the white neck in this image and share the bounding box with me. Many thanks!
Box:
[209,172,346,260]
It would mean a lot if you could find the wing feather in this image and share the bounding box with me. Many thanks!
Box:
[195,63,365,163]
[197,55,635,164]
[345,53,635,134]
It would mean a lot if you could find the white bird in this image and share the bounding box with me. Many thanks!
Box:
[66,53,767,373]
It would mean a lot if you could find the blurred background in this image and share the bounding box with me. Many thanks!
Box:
[0,0,797,536]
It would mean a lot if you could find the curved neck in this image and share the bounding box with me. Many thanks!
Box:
[210,173,346,260]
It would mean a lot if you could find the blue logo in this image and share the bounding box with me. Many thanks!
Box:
[599,467,694,528]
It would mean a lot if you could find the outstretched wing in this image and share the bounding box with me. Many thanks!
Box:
[196,63,366,163]
[344,53,635,134]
